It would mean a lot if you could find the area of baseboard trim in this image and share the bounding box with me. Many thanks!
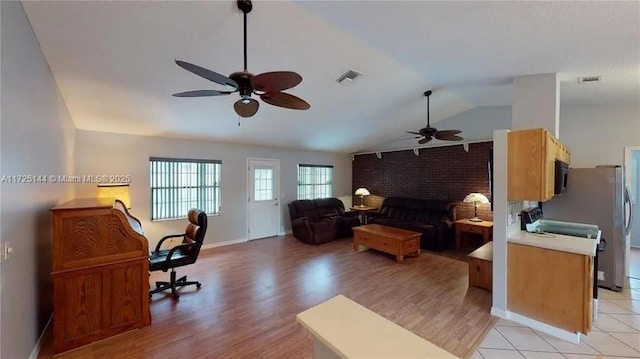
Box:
[29,315,52,359]
[201,238,247,250]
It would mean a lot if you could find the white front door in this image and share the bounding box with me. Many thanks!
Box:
[248,159,280,240]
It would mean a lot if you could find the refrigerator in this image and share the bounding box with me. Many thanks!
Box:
[542,166,633,291]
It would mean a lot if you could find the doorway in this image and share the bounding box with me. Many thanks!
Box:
[624,147,640,279]
[247,158,280,240]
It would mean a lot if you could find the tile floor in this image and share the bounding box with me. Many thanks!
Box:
[472,277,640,359]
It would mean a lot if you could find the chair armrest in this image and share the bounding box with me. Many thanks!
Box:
[310,219,335,232]
[292,217,313,234]
[155,233,185,252]
[164,242,202,262]
[439,219,454,230]
[292,216,310,227]
[435,219,454,239]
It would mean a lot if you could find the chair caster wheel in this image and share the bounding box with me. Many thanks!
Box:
[196,283,202,289]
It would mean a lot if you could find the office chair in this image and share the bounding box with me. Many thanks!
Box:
[149,208,207,299]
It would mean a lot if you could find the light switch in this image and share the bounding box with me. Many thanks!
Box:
[2,242,13,262]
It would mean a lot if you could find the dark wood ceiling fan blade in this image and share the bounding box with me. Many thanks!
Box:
[252,72,302,93]
[437,135,465,141]
[435,130,461,136]
[172,90,235,97]
[175,60,239,88]
[260,92,310,110]
[234,98,259,117]
[418,137,432,145]
[406,131,422,135]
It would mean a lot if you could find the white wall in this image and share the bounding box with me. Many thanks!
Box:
[559,104,640,167]
[0,2,76,358]
[74,130,352,249]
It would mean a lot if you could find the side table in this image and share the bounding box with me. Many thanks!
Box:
[349,206,377,224]
[454,219,493,250]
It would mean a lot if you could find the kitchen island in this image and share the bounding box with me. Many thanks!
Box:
[507,231,597,337]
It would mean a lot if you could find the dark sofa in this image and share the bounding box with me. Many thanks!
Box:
[368,197,456,251]
[288,198,361,244]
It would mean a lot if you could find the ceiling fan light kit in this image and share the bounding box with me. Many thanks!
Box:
[172,0,310,118]
[406,90,464,144]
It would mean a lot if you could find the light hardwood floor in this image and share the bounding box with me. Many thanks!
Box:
[38,235,495,359]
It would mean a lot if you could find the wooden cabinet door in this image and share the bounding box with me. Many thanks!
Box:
[104,261,147,332]
[508,128,546,201]
[54,270,104,352]
[508,243,591,333]
[508,128,570,202]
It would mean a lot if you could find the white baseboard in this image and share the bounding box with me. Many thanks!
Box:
[489,308,581,344]
[201,238,247,250]
[490,307,508,319]
[29,315,52,359]
[202,232,292,250]
[504,311,581,344]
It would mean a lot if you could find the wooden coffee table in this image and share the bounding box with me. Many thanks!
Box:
[353,224,421,263]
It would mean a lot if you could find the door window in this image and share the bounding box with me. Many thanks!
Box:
[254,168,274,201]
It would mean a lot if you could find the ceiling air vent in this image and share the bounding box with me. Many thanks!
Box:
[336,69,363,85]
[578,76,602,83]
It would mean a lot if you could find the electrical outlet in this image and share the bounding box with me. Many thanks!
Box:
[1,242,13,262]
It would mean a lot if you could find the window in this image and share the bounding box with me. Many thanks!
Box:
[254,168,274,201]
[297,164,333,200]
[150,157,221,220]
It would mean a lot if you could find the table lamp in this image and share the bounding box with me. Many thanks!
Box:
[354,187,370,207]
[97,184,131,209]
[463,193,489,222]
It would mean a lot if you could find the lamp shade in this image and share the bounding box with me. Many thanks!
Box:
[354,188,370,196]
[463,193,489,222]
[463,193,489,204]
[97,184,131,209]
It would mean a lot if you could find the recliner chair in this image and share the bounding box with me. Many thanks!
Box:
[149,208,207,299]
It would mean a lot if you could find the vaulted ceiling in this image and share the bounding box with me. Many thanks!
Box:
[22,1,640,153]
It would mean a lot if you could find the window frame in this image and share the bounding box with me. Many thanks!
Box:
[297,164,334,200]
[149,157,221,221]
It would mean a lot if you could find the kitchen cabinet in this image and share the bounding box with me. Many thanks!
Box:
[508,128,570,201]
[507,242,592,334]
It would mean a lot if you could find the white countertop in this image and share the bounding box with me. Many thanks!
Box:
[508,231,597,256]
[296,295,459,359]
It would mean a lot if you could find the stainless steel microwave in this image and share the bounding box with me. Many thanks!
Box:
[554,160,569,195]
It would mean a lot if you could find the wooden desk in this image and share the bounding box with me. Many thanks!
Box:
[454,219,493,250]
[50,198,150,354]
[468,242,493,291]
[296,295,459,359]
[349,205,377,224]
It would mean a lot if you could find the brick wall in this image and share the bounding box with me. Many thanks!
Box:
[352,142,493,221]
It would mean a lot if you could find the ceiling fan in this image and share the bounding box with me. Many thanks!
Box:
[406,90,464,144]
[172,0,310,118]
